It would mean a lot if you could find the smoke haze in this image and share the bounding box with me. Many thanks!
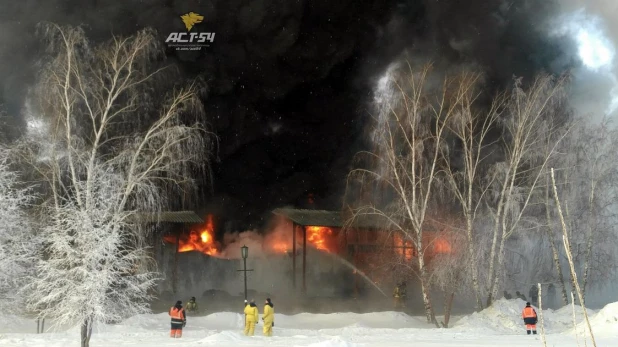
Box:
[1,0,618,224]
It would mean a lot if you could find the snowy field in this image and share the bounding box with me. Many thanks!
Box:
[0,299,616,347]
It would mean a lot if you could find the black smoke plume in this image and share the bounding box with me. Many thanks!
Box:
[0,0,615,229]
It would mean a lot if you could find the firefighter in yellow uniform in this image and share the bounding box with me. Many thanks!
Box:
[243,299,259,336]
[393,281,407,309]
[262,298,274,336]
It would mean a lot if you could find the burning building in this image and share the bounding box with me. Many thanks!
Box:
[147,208,453,301]
[271,208,453,297]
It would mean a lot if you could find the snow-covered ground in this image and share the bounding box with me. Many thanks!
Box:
[0,299,616,346]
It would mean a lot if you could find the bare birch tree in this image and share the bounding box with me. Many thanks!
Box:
[546,117,618,305]
[570,118,618,300]
[484,75,569,305]
[426,222,467,328]
[441,71,504,310]
[20,24,213,347]
[347,63,467,324]
[551,168,597,347]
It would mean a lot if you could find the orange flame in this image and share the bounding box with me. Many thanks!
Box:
[306,226,335,252]
[164,214,219,256]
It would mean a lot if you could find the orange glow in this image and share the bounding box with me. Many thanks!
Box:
[164,214,219,256]
[433,237,452,254]
[271,241,289,253]
[306,226,335,252]
[394,234,414,261]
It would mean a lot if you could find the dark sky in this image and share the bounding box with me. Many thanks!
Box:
[0,0,582,230]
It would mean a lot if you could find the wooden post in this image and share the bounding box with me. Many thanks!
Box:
[292,222,296,289]
[172,231,180,294]
[302,225,307,294]
[354,228,359,297]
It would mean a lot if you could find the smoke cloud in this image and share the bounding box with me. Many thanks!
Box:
[2,0,618,223]
[216,215,293,258]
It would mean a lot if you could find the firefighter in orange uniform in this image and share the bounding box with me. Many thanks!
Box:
[243,299,259,336]
[169,300,186,338]
[522,302,538,335]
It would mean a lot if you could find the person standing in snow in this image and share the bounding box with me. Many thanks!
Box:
[243,299,259,336]
[185,296,198,313]
[169,300,186,338]
[262,298,274,336]
[522,302,538,335]
[529,285,539,306]
[393,282,407,309]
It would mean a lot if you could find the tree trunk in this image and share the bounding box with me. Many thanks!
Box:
[582,233,594,303]
[563,199,579,304]
[537,283,548,347]
[486,173,511,295]
[465,215,483,310]
[443,291,455,328]
[545,179,569,306]
[418,252,438,327]
[487,231,507,306]
[582,190,596,303]
[551,168,598,347]
[548,234,569,306]
[81,317,93,347]
[486,205,504,294]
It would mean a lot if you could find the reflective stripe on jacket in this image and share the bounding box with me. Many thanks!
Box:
[170,306,186,325]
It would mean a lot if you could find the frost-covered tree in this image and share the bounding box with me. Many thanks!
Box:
[21,24,213,347]
[547,117,618,303]
[441,71,503,310]
[483,74,569,305]
[346,63,460,325]
[0,147,35,310]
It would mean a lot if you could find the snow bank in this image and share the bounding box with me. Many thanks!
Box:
[453,298,595,334]
[1,309,618,346]
[572,301,618,337]
[590,301,618,327]
[453,298,524,334]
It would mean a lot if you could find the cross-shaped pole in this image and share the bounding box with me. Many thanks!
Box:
[237,245,254,300]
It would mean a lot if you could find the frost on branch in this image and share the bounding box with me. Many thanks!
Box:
[24,166,158,329]
[0,147,36,311]
[19,24,213,346]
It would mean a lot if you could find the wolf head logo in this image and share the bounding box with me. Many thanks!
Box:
[180,12,204,31]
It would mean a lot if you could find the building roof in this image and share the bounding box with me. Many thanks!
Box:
[272,208,343,227]
[133,211,204,224]
[272,208,389,229]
